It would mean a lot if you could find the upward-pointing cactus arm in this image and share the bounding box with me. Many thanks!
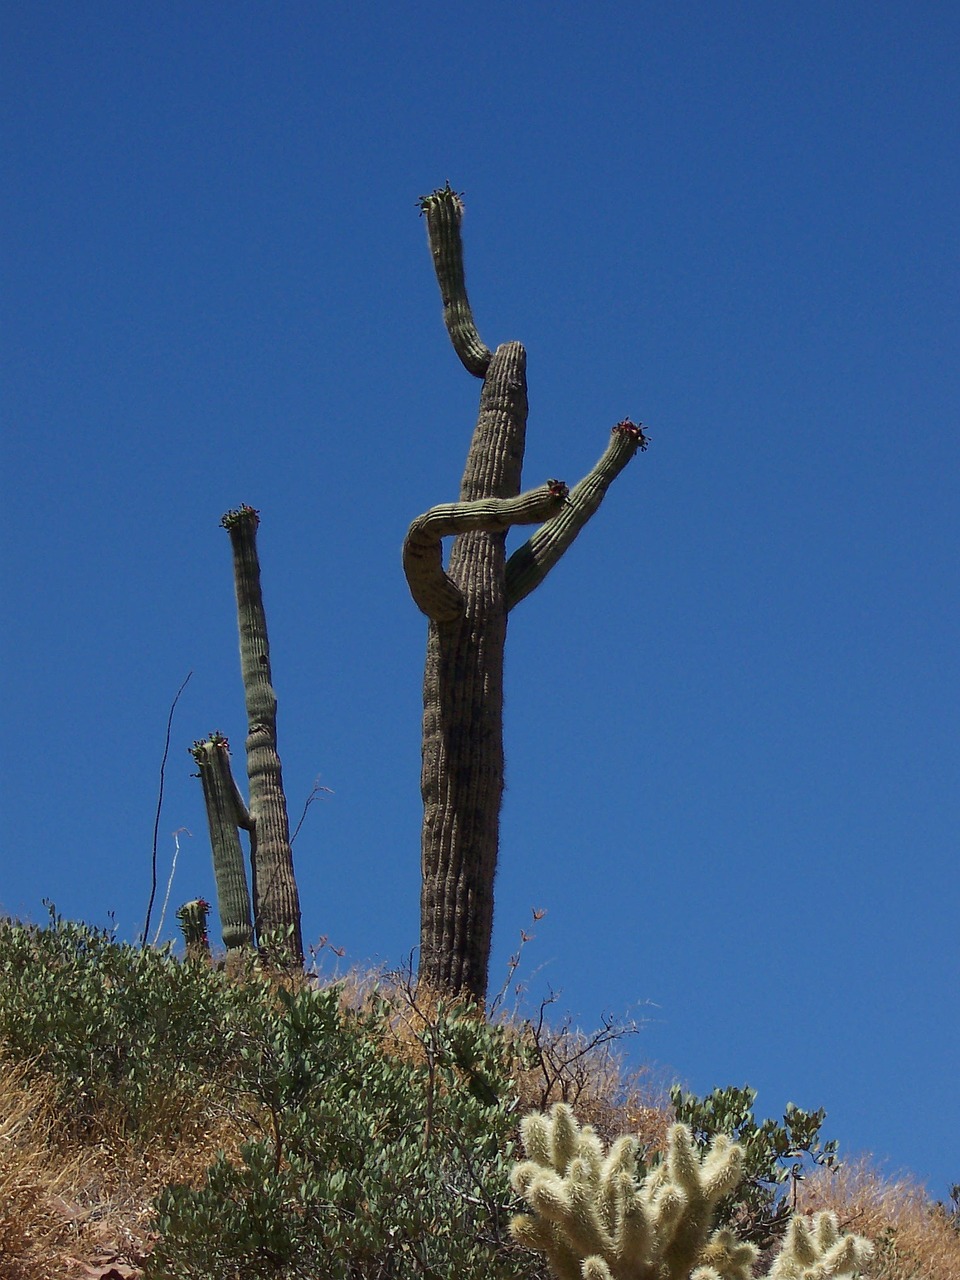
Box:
[189,734,254,952]
[403,481,569,621]
[505,421,648,612]
[418,182,492,377]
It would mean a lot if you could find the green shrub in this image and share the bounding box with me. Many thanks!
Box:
[148,985,534,1279]
[0,908,249,1136]
[669,1083,838,1249]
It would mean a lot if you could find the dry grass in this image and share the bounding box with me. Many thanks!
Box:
[337,967,672,1156]
[0,1066,82,1280]
[0,1062,244,1280]
[798,1159,960,1280]
[3,960,955,1280]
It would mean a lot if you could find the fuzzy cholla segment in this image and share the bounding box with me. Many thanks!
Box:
[764,1210,874,1280]
[510,1105,873,1280]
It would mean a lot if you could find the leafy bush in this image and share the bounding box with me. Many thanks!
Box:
[670,1083,838,1249]
[0,908,250,1137]
[148,985,534,1279]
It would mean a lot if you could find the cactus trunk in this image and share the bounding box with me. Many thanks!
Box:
[406,186,647,1001]
[223,505,303,967]
[418,342,528,996]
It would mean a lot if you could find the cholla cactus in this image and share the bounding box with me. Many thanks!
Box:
[510,1104,874,1280]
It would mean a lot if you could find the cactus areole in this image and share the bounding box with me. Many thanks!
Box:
[405,185,647,1000]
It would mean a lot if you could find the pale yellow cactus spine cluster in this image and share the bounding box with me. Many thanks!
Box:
[510,1104,874,1280]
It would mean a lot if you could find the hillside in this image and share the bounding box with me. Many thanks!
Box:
[1,914,956,1279]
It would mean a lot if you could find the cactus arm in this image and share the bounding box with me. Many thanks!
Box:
[505,421,649,612]
[189,734,254,952]
[404,481,568,621]
[221,505,303,967]
[419,182,492,377]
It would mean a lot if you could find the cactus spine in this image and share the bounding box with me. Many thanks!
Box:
[192,507,303,966]
[510,1104,874,1280]
[405,185,647,1000]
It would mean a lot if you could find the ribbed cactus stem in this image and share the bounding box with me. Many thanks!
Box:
[410,188,646,1000]
[404,481,568,621]
[417,340,529,998]
[189,733,254,952]
[176,898,211,962]
[419,183,492,377]
[506,421,649,611]
[221,505,303,967]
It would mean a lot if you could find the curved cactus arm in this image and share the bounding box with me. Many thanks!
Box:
[419,182,492,377]
[505,420,649,612]
[404,480,569,621]
[221,504,303,967]
[190,733,254,952]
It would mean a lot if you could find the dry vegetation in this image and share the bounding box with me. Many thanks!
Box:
[0,951,955,1280]
[0,1062,243,1280]
[799,1161,960,1280]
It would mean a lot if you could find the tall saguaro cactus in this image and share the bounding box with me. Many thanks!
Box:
[192,505,303,966]
[404,185,648,1000]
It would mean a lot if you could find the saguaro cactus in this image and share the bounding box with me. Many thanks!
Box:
[189,732,254,954]
[192,506,303,966]
[404,185,648,1000]
[510,1104,874,1280]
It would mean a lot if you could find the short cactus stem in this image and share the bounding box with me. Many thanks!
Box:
[176,898,211,963]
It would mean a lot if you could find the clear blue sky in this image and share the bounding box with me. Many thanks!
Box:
[3,2,957,1199]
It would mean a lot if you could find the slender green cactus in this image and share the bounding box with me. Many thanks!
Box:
[510,1104,874,1280]
[220,504,302,966]
[189,732,254,952]
[405,185,648,1000]
[191,507,303,966]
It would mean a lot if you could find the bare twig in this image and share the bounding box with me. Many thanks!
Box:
[290,776,333,845]
[488,907,547,1016]
[142,671,193,945]
[151,828,192,946]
